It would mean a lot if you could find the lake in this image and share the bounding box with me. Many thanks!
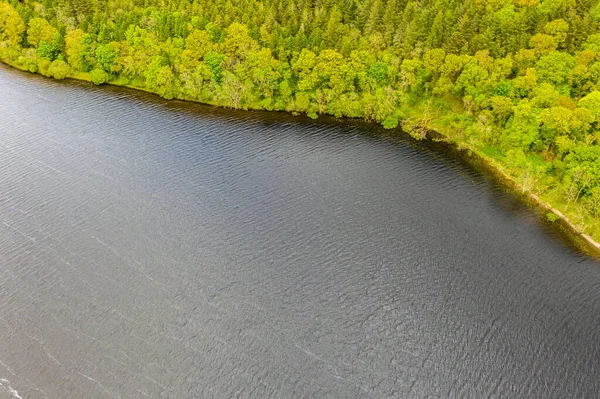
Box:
[0,63,599,398]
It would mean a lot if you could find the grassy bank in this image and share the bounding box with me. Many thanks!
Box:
[2,57,599,259]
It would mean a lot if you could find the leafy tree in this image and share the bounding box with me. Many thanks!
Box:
[90,68,108,85]
[563,145,600,200]
[535,51,575,85]
[146,61,177,99]
[578,91,600,121]
[0,3,25,47]
[48,59,70,79]
[27,18,57,48]
[65,29,93,71]
[505,100,541,151]
[544,19,569,48]
[530,34,558,56]
[224,23,257,60]
[204,51,225,83]
[184,30,213,61]
[95,43,118,73]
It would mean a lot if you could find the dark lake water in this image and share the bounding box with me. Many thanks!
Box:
[1,63,599,398]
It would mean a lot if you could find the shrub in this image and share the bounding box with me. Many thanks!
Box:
[90,69,108,85]
[48,60,70,80]
[382,117,399,129]
[37,58,52,77]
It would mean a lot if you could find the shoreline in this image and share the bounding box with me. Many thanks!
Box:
[421,129,600,259]
[3,59,600,259]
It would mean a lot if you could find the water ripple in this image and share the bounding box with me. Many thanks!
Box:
[0,64,599,398]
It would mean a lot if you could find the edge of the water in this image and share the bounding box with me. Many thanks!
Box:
[422,129,600,259]
[2,60,599,260]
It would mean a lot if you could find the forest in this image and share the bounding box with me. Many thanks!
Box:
[1,0,600,241]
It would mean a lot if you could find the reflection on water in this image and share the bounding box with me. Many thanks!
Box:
[0,64,599,398]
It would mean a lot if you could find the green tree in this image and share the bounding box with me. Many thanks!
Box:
[504,100,541,151]
[90,68,109,85]
[65,29,92,71]
[184,29,213,61]
[47,59,70,79]
[535,51,575,86]
[95,43,119,73]
[27,18,57,48]
[0,3,25,47]
[578,91,600,121]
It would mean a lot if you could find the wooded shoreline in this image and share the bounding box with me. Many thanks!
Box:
[428,131,600,259]
[2,0,600,258]
[2,58,599,259]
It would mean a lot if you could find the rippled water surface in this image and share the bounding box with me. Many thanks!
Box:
[1,64,600,398]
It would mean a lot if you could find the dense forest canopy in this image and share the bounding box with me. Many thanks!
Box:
[1,0,600,238]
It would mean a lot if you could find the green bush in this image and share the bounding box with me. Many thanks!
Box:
[48,60,70,80]
[382,117,399,129]
[37,58,52,77]
[90,69,108,85]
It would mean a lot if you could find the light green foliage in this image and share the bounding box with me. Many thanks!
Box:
[123,26,159,79]
[532,83,560,108]
[16,49,38,73]
[248,48,281,98]
[95,43,118,73]
[27,18,57,48]
[47,60,70,80]
[382,117,399,129]
[278,80,292,100]
[505,101,541,151]
[36,40,56,60]
[90,69,108,85]
[586,187,600,217]
[434,54,470,95]
[423,49,446,73]
[578,91,600,120]
[204,52,224,83]
[65,29,94,71]
[184,30,212,62]
[0,3,25,47]
[399,59,422,92]
[544,19,569,48]
[513,68,538,97]
[315,50,345,87]
[530,34,558,55]
[146,58,177,99]
[224,23,257,59]
[535,51,575,85]
[36,32,64,61]
[584,34,600,54]
[488,96,513,124]
[454,59,489,98]
[293,49,318,91]
[537,0,567,19]
[563,146,600,200]
[514,49,537,70]
[539,106,576,146]
[368,61,387,83]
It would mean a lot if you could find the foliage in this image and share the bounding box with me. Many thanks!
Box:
[47,59,70,79]
[0,2,24,47]
[382,117,399,129]
[90,68,108,85]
